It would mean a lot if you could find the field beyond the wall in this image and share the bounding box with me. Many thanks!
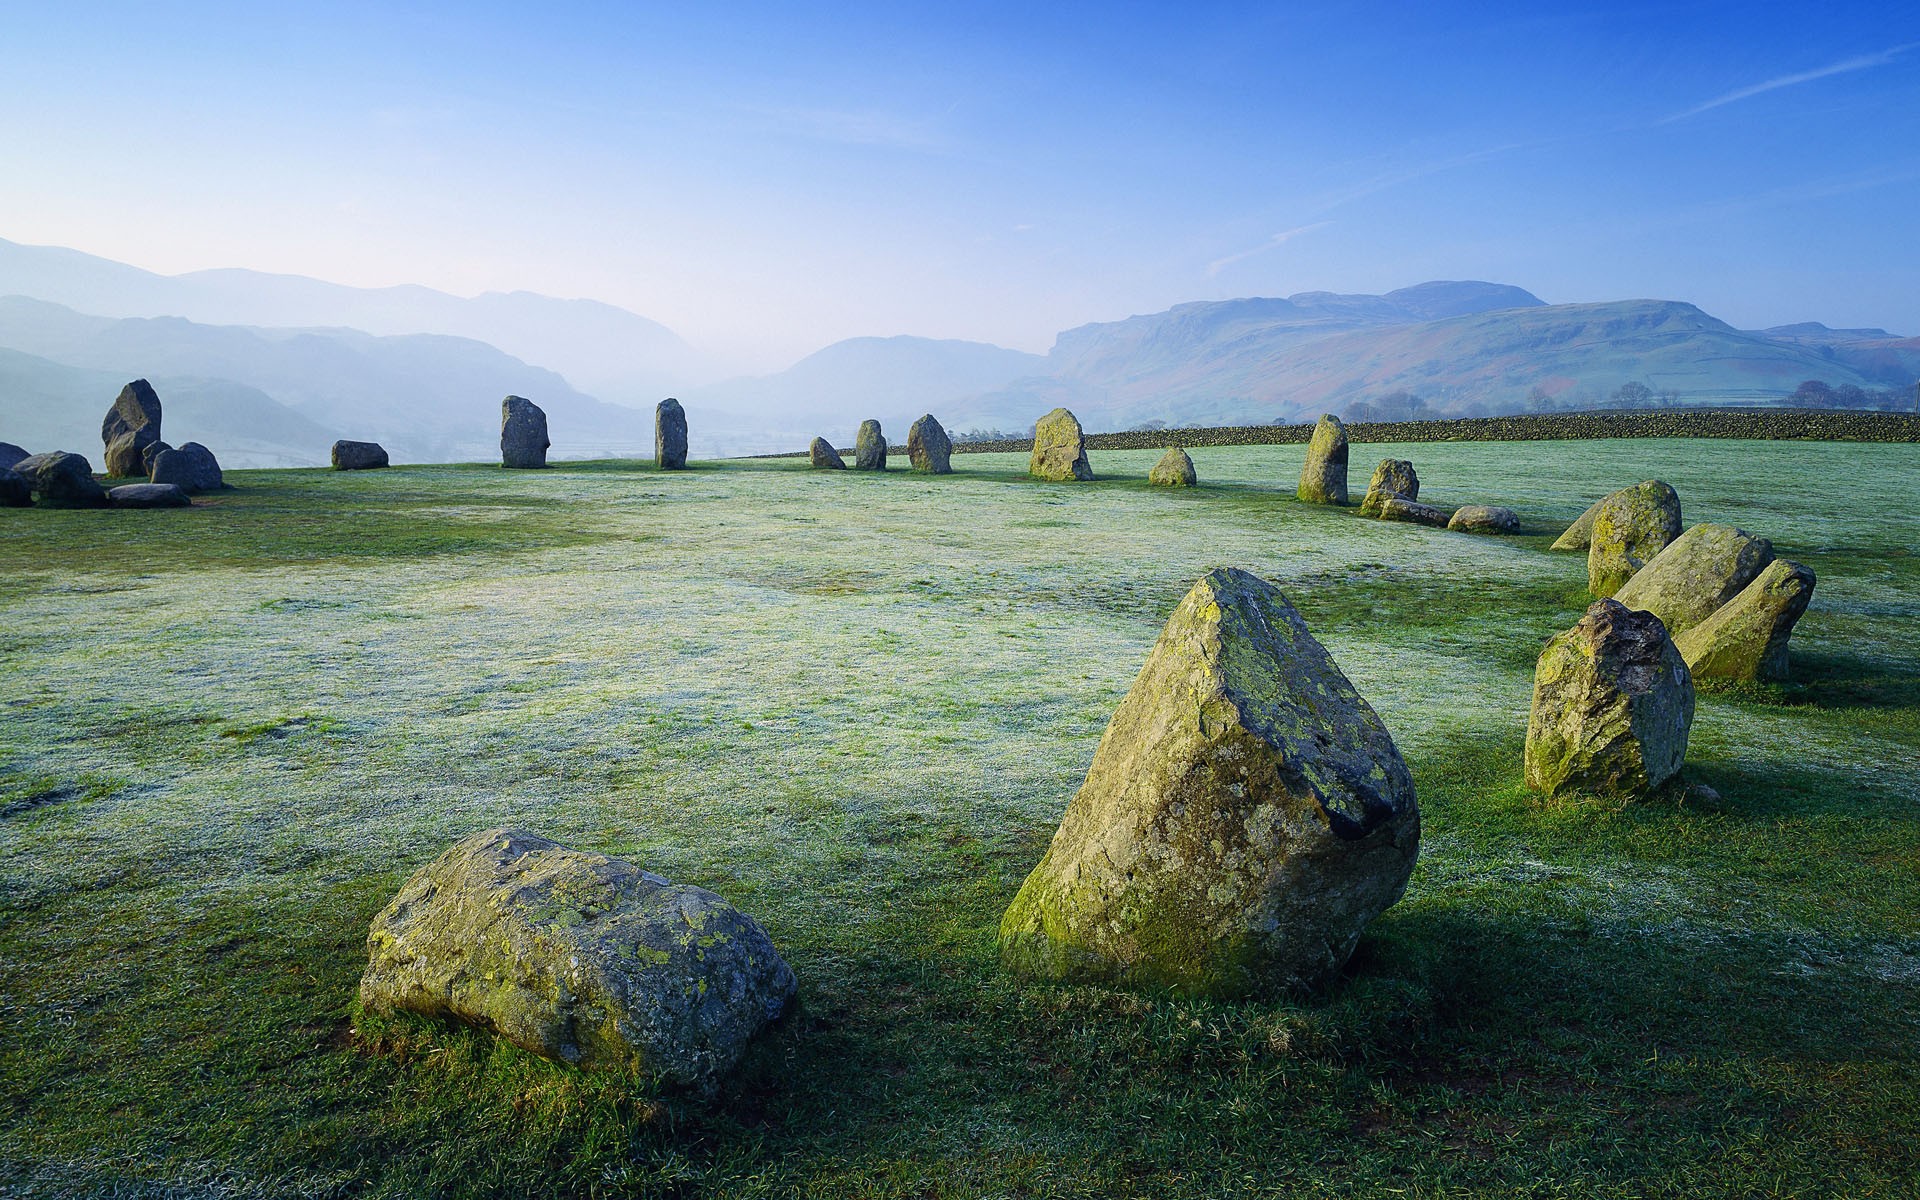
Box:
[2,440,1917,1198]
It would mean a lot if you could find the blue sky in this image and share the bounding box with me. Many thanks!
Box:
[2,1,1916,368]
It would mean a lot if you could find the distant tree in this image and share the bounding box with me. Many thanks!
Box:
[1130,419,1168,432]
[1788,380,1834,408]
[1525,385,1557,413]
[1611,381,1656,408]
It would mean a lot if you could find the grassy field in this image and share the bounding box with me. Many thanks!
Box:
[2,440,1917,1198]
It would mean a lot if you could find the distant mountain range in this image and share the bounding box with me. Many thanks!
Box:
[1,236,1913,466]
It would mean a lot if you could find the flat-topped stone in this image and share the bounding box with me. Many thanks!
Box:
[331,441,390,470]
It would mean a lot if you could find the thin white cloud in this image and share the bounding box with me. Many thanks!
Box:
[1662,42,1918,123]
[1206,221,1332,277]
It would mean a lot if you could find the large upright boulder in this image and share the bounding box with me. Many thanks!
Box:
[908,414,953,474]
[101,380,162,477]
[1359,459,1419,517]
[501,396,550,469]
[1029,408,1092,481]
[1588,480,1682,597]
[361,829,796,1096]
[853,420,887,470]
[0,442,28,471]
[332,441,389,470]
[13,451,108,508]
[1297,415,1349,504]
[999,568,1420,997]
[655,398,688,470]
[149,442,226,493]
[1613,523,1774,637]
[808,437,847,470]
[1525,599,1694,801]
[1148,446,1196,487]
[1672,559,1815,682]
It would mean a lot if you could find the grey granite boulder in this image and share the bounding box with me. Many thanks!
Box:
[853,420,887,470]
[1376,496,1450,527]
[501,396,550,469]
[0,442,27,471]
[140,440,174,475]
[1029,408,1092,481]
[109,483,191,508]
[1672,559,1815,682]
[14,451,108,508]
[0,466,29,508]
[999,568,1420,997]
[360,829,796,1096]
[655,398,688,470]
[1359,459,1419,517]
[331,441,389,470]
[808,437,847,469]
[1148,446,1196,487]
[150,442,227,493]
[1447,505,1520,534]
[1613,523,1774,637]
[1588,480,1682,597]
[1297,415,1349,504]
[1525,599,1693,801]
[101,379,163,477]
[908,414,952,473]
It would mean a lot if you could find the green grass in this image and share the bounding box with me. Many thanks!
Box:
[2,441,1917,1198]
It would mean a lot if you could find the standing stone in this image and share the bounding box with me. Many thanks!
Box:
[655,398,688,470]
[501,396,550,469]
[907,414,953,474]
[1029,408,1092,482]
[101,379,163,477]
[1359,459,1419,517]
[140,441,174,475]
[331,440,390,470]
[1550,496,1606,551]
[13,451,109,508]
[149,442,226,493]
[1525,599,1694,801]
[1588,480,1683,597]
[1297,415,1349,504]
[1148,446,1197,487]
[1672,560,1816,682]
[0,442,28,471]
[808,437,847,470]
[109,483,191,508]
[853,420,887,471]
[360,829,796,1096]
[0,466,30,508]
[1447,505,1521,534]
[1613,523,1774,637]
[999,568,1420,997]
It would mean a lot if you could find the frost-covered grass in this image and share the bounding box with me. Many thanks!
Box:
[2,440,1917,1198]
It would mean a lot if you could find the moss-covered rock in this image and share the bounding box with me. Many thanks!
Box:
[854,420,887,471]
[1297,414,1348,504]
[1587,479,1682,597]
[1613,523,1774,636]
[360,828,796,1096]
[1029,408,1093,481]
[1359,459,1419,517]
[808,437,846,470]
[908,414,953,473]
[1447,505,1520,534]
[998,568,1419,997]
[1525,599,1693,801]
[101,379,162,478]
[1671,559,1815,682]
[1148,446,1196,487]
[1375,496,1450,527]
[1550,496,1605,551]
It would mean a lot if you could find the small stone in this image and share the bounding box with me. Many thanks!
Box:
[14,451,108,508]
[853,420,887,471]
[1148,446,1196,487]
[1359,459,1419,517]
[501,396,550,469]
[1613,523,1774,637]
[1671,559,1816,682]
[140,441,174,475]
[101,379,163,477]
[1376,496,1450,527]
[109,483,191,508]
[907,414,953,473]
[1525,598,1694,801]
[655,398,688,470]
[0,442,28,471]
[1297,415,1349,504]
[1447,505,1521,534]
[1029,408,1092,481]
[0,466,30,508]
[808,437,847,469]
[1588,480,1682,597]
[331,440,390,470]
[1688,782,1723,805]
[149,442,227,493]
[360,829,796,1096]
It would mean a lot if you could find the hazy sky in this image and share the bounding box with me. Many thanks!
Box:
[3,1,1916,370]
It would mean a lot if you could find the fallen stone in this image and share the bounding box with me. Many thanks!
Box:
[1359,459,1419,517]
[1613,523,1774,637]
[908,414,952,473]
[1588,480,1682,597]
[808,437,847,469]
[360,829,796,1095]
[0,466,29,508]
[999,567,1420,997]
[14,451,108,508]
[149,442,226,493]
[1148,446,1196,487]
[501,396,550,469]
[109,482,191,508]
[332,440,390,470]
[1376,496,1450,527]
[140,440,174,475]
[1671,559,1815,682]
[1297,414,1349,504]
[1550,497,1605,551]
[853,420,887,470]
[1029,408,1092,481]
[655,398,688,470]
[1447,505,1521,534]
[101,379,163,477]
[0,442,27,471]
[1525,598,1693,801]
